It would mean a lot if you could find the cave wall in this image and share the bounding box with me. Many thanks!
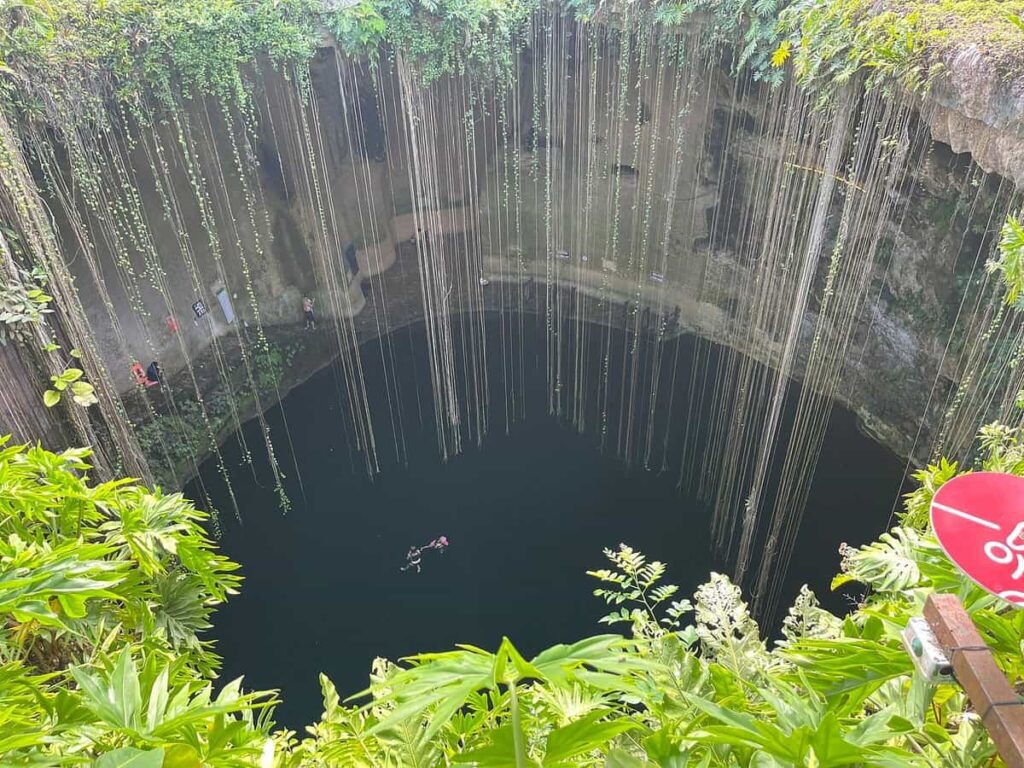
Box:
[38,34,1011,469]
[922,46,1024,188]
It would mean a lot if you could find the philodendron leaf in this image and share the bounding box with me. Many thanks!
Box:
[43,389,61,407]
[94,747,164,768]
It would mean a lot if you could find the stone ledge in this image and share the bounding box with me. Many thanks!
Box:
[922,46,1024,186]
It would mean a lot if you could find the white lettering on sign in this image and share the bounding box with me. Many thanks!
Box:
[931,473,1024,608]
[983,521,1024,580]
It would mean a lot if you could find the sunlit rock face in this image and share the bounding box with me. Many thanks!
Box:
[923,45,1024,187]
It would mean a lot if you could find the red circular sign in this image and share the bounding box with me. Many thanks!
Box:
[931,472,1024,606]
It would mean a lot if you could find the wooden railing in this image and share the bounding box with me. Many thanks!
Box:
[924,594,1024,768]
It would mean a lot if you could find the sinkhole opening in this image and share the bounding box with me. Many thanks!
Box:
[186,312,905,729]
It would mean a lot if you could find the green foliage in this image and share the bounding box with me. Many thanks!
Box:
[2,0,1019,134]
[328,0,541,85]
[0,262,51,347]
[779,584,841,647]
[652,0,791,85]
[330,0,388,56]
[834,527,925,592]
[0,234,101,409]
[693,571,773,679]
[5,424,1024,765]
[290,421,1024,765]
[684,678,917,766]
[0,0,324,119]
[780,0,1024,92]
[0,0,547,117]
[0,437,269,764]
[988,212,1024,308]
[45,361,99,408]
[589,543,692,638]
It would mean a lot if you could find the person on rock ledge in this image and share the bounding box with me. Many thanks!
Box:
[302,296,315,330]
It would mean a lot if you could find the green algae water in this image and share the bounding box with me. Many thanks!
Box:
[187,313,905,729]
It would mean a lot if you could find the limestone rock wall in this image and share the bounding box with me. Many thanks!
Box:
[41,40,1013,470]
[922,47,1024,186]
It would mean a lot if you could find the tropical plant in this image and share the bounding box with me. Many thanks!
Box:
[0,250,101,409]
[328,0,541,85]
[43,353,99,408]
[651,0,794,85]
[778,0,1024,93]
[4,423,1024,765]
[0,262,51,347]
[588,543,692,638]
[988,212,1024,308]
[0,437,272,764]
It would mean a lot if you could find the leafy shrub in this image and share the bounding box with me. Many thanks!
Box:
[778,0,1024,92]
[3,424,1024,764]
[0,262,51,347]
[0,437,272,764]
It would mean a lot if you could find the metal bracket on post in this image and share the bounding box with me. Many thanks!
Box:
[923,593,1024,768]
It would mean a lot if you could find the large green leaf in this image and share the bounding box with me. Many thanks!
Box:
[366,635,638,743]
[533,635,653,693]
[0,543,124,629]
[832,529,921,592]
[780,637,910,710]
[112,647,143,729]
[452,724,519,767]
[161,743,201,768]
[94,747,164,768]
[604,748,659,768]
[543,710,641,764]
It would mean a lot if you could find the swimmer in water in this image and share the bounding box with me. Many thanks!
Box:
[401,537,449,572]
[401,546,422,573]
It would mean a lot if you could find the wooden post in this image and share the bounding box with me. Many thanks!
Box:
[923,593,1024,768]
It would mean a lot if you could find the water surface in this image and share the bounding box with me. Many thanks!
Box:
[188,314,905,728]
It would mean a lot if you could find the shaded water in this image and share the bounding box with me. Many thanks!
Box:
[188,313,905,729]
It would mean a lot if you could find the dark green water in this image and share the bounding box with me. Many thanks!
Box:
[187,313,905,729]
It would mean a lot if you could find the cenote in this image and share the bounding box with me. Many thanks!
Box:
[187,312,906,729]
[11,0,1024,761]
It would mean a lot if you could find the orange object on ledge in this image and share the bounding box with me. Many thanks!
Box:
[130,362,158,388]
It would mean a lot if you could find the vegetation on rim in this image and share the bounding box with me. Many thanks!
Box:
[2,0,1021,122]
[3,422,1024,765]
[776,0,1024,92]
[2,1,1024,760]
